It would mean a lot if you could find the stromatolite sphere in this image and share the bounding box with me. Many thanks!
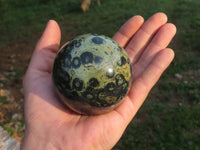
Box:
[52,34,132,115]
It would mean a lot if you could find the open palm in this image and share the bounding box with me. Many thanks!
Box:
[21,13,176,150]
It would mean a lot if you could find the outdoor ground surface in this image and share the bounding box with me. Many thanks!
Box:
[0,0,200,149]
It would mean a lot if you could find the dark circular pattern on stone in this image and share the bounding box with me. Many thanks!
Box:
[72,57,81,68]
[82,87,96,101]
[105,82,116,91]
[69,40,82,48]
[80,52,93,65]
[121,56,127,65]
[92,36,104,44]
[117,56,127,66]
[97,90,106,101]
[104,51,108,55]
[115,74,125,86]
[75,40,81,48]
[72,78,83,91]
[94,56,103,64]
[63,54,72,68]
[88,78,99,87]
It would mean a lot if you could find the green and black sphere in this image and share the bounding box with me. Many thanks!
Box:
[53,34,132,115]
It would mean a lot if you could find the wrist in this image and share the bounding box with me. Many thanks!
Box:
[21,128,58,150]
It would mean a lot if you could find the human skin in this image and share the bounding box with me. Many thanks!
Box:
[21,12,176,150]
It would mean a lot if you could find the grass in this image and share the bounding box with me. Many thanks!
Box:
[0,0,200,149]
[114,104,200,150]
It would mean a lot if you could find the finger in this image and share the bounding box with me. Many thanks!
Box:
[125,12,168,63]
[115,48,174,122]
[133,23,176,79]
[112,15,144,47]
[129,48,174,109]
[36,20,61,52]
[28,20,61,72]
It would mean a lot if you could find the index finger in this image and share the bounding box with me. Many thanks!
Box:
[112,15,144,47]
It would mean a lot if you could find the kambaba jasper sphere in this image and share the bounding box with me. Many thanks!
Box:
[53,34,132,115]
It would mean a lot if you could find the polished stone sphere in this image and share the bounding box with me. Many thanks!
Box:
[52,34,132,115]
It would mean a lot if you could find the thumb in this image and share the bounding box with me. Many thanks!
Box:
[23,20,61,92]
[28,20,61,73]
[36,20,61,52]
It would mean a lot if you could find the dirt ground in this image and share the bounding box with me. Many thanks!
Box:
[0,37,36,142]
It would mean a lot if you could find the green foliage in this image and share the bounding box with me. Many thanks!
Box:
[114,104,200,150]
[1,0,200,49]
[169,0,200,51]
[158,81,200,103]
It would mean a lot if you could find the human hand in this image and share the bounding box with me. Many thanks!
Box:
[21,12,176,150]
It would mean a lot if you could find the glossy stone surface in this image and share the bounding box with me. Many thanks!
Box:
[53,34,132,115]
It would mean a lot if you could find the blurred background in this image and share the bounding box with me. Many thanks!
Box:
[0,0,199,149]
